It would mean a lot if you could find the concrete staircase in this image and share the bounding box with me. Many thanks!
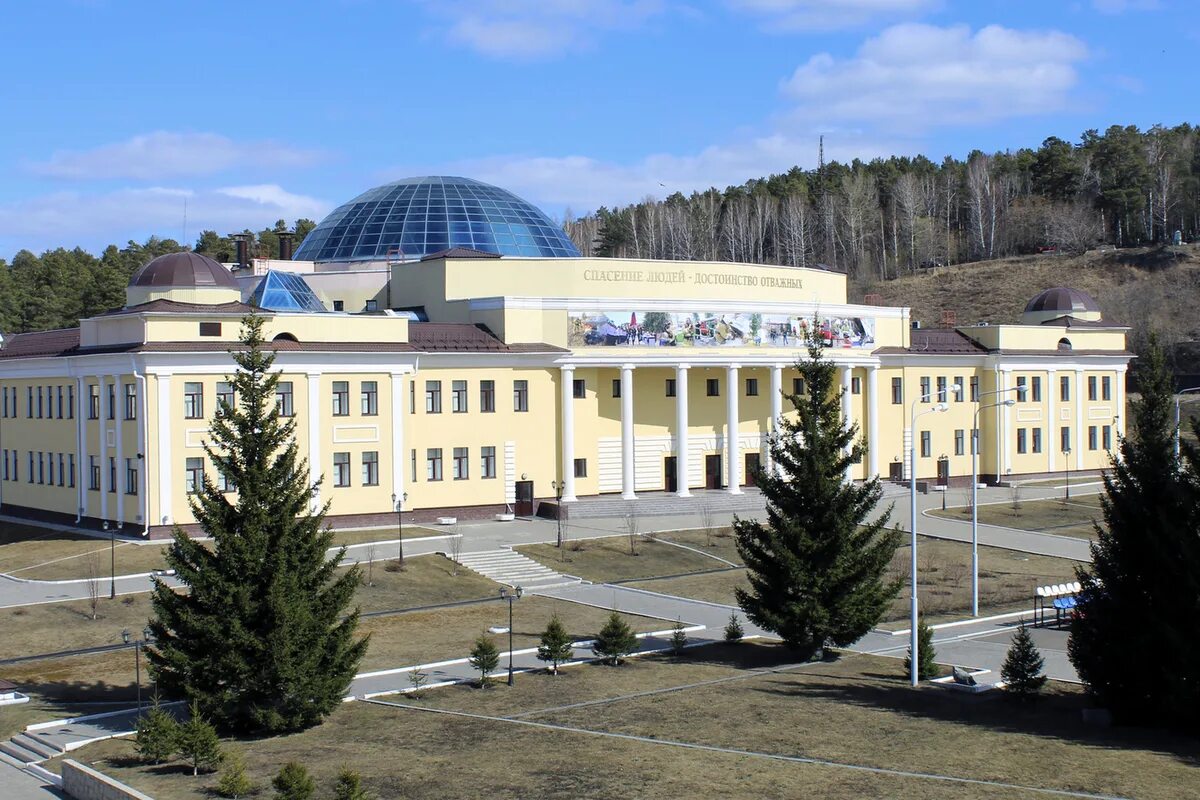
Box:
[454,548,581,591]
[565,488,766,519]
[0,731,62,764]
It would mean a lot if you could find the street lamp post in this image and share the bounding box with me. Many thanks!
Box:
[908,386,956,687]
[500,585,523,686]
[1174,387,1200,458]
[971,398,1016,617]
[122,626,154,713]
[392,492,407,567]
[551,480,564,550]
[1062,446,1071,501]
[106,521,115,599]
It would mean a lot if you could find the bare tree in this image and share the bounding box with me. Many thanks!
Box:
[700,497,716,547]
[449,523,463,576]
[364,543,376,587]
[1010,483,1023,516]
[893,173,920,273]
[623,506,640,556]
[85,551,101,620]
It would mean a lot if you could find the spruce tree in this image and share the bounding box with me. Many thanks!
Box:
[332,768,373,800]
[734,333,901,660]
[469,634,500,687]
[536,615,574,674]
[903,617,937,680]
[216,750,255,798]
[272,762,315,800]
[592,610,639,665]
[1069,337,1200,727]
[147,314,368,734]
[134,699,180,764]
[177,701,223,776]
[724,612,744,644]
[1001,624,1047,700]
[670,618,688,655]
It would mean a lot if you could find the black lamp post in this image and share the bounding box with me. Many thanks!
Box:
[392,491,407,567]
[1063,446,1071,502]
[106,521,115,599]
[551,480,564,551]
[122,626,154,712]
[500,585,523,686]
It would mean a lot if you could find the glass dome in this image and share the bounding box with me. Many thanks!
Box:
[293,176,581,262]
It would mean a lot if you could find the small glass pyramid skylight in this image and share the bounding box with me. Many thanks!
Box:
[251,271,328,313]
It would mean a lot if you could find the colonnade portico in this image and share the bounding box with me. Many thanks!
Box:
[558,359,878,503]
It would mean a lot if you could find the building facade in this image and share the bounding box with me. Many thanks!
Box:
[0,178,1132,536]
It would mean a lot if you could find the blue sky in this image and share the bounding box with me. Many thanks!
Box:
[0,0,1191,256]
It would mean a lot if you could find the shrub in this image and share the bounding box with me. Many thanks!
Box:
[215,750,255,798]
[332,768,373,800]
[903,617,938,681]
[592,611,638,666]
[272,761,315,800]
[724,612,744,644]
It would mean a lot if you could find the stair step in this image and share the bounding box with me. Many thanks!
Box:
[0,740,44,764]
[12,733,60,759]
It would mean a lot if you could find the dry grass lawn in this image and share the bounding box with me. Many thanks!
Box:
[519,529,738,583]
[58,645,1195,800]
[931,495,1104,540]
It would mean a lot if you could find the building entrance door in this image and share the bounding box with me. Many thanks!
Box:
[889,461,903,482]
[514,480,535,517]
[936,457,950,487]
[744,453,761,487]
[664,457,677,493]
[705,455,722,490]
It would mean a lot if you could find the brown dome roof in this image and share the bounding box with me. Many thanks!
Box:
[129,252,238,289]
[1024,287,1100,315]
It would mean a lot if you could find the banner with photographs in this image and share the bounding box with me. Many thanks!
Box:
[567,310,875,349]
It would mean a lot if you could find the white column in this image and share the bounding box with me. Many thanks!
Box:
[76,377,87,520]
[113,373,124,528]
[1000,369,1013,479]
[560,366,577,502]
[726,364,742,494]
[156,374,173,525]
[675,365,690,498]
[1075,369,1085,470]
[769,364,783,476]
[866,365,879,479]
[99,376,109,523]
[841,366,854,482]
[307,372,322,510]
[390,371,406,507]
[620,364,636,500]
[1115,366,1127,452]
[1047,369,1057,473]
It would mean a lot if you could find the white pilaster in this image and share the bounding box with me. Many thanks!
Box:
[1047,369,1057,473]
[1000,369,1013,479]
[99,376,108,523]
[1075,368,1085,470]
[76,376,86,520]
[726,364,742,494]
[866,365,879,479]
[113,373,124,528]
[156,374,173,525]
[1115,366,1127,453]
[307,372,322,509]
[620,364,636,500]
[560,366,577,502]
[841,366,854,483]
[675,365,690,497]
[390,372,406,507]
[769,364,783,477]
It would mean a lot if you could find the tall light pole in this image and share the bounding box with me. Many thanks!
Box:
[551,480,564,550]
[1062,446,1071,501]
[1174,387,1200,458]
[106,521,115,599]
[392,491,407,567]
[500,585,523,686]
[908,385,955,687]
[971,398,1016,617]
[122,626,154,713]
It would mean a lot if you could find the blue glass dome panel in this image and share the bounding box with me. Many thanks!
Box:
[293,176,580,262]
[251,271,329,313]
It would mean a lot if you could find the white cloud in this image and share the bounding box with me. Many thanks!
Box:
[730,0,938,30]
[782,23,1089,131]
[0,184,330,255]
[419,0,666,59]
[27,132,326,181]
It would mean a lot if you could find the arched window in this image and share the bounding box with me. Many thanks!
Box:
[273,332,299,343]
[1057,337,1072,351]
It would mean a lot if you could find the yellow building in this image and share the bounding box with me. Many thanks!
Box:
[0,178,1132,536]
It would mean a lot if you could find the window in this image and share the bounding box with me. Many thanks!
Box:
[410,382,416,414]
[953,380,964,403]
[89,456,101,491]
[745,378,759,397]
[1016,376,1028,402]
[57,386,64,419]
[2,450,7,481]
[1088,376,1097,401]
[920,431,931,458]
[664,379,676,398]
[26,386,32,418]
[183,382,203,419]
[480,380,496,413]
[37,452,44,484]
[574,458,588,478]
[199,322,221,337]
[361,381,378,415]
[481,446,497,479]
[919,376,930,402]
[2,387,7,418]
[513,380,529,412]
[333,300,344,312]
[426,448,443,481]
[891,377,902,405]
[612,379,621,398]
[332,381,350,416]
[1102,375,1112,401]
[125,458,138,495]
[851,376,862,395]
[58,453,64,486]
[1017,428,1027,454]
[411,449,417,483]
[333,452,351,487]
[936,377,947,403]
[36,387,43,419]
[1088,425,1098,450]
[706,378,720,397]
[107,383,115,420]
[217,466,235,494]
[794,378,806,396]
[276,381,294,416]
[425,380,442,413]
[362,451,379,486]
[1060,375,1070,402]
[216,381,234,412]
[67,385,74,419]
[1103,425,1112,450]
[451,380,467,413]
[68,454,75,488]
[27,451,33,483]
[970,376,979,402]
[89,385,99,419]
[954,429,964,456]
[1061,427,1072,453]
[365,299,378,312]
[121,384,135,420]
[970,427,979,455]
[186,457,203,493]
[1032,427,1043,454]
[1031,376,1042,403]
[108,457,116,493]
[452,447,469,480]
[573,379,586,399]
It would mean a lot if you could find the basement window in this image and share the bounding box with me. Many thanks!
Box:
[199,322,222,337]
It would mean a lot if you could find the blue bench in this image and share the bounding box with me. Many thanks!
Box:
[1035,582,1081,627]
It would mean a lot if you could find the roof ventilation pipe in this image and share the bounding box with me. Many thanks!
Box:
[233,234,251,270]
[278,231,295,261]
